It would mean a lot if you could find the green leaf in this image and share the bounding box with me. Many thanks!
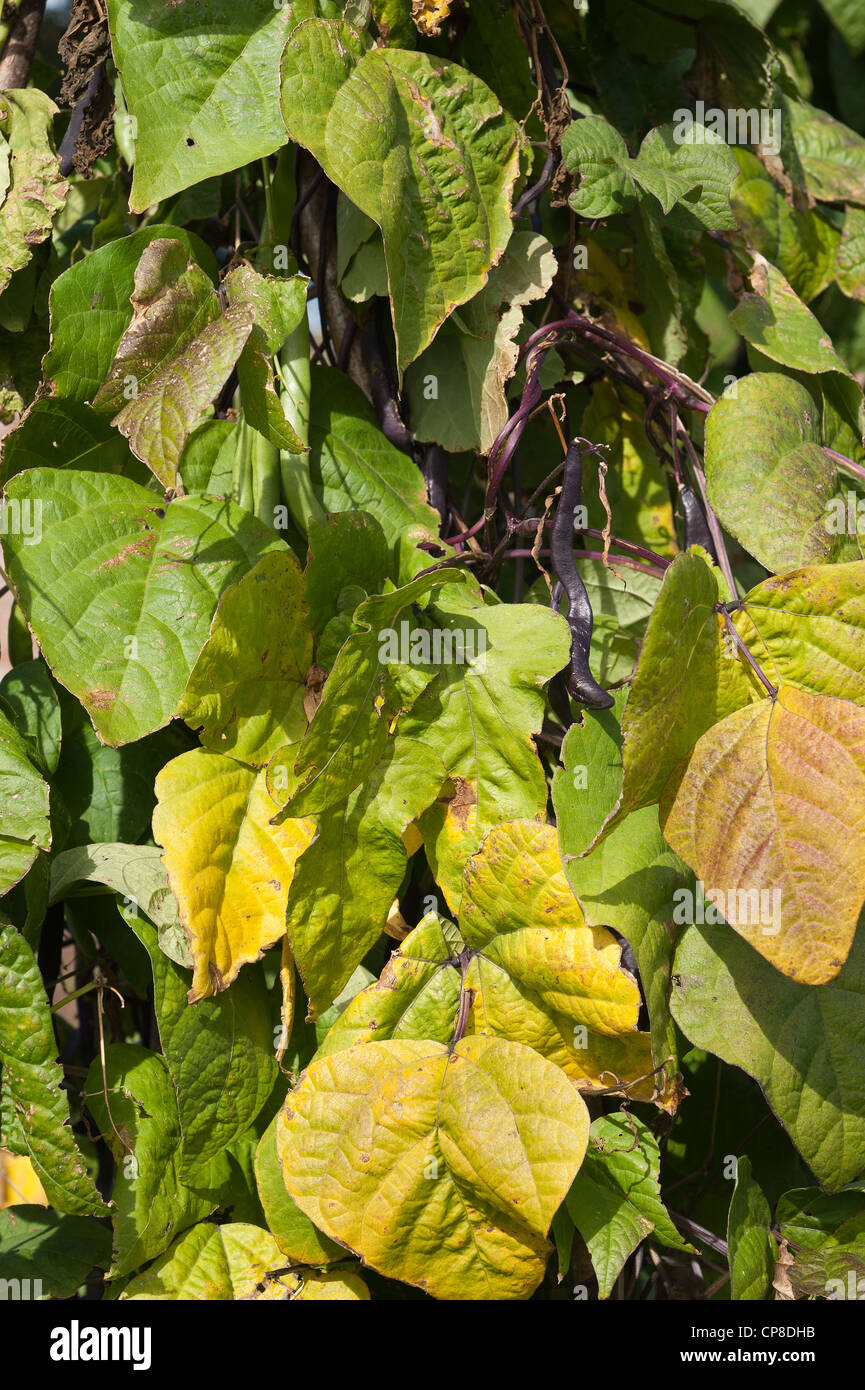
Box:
[91,239,254,487]
[285,737,447,1016]
[704,373,859,572]
[562,116,634,219]
[0,401,141,487]
[585,552,757,846]
[0,91,67,296]
[277,1034,590,1299]
[835,207,865,302]
[280,19,520,373]
[788,98,865,206]
[43,226,215,405]
[0,705,51,893]
[308,366,444,577]
[2,470,279,745]
[178,419,238,496]
[0,926,104,1215]
[0,1207,111,1299]
[731,257,855,377]
[402,589,571,909]
[727,1155,776,1300]
[225,263,308,453]
[671,913,865,1189]
[402,231,558,454]
[304,511,393,636]
[776,1185,865,1299]
[731,150,839,303]
[819,0,865,53]
[50,688,185,848]
[282,568,467,817]
[107,0,295,211]
[84,1043,215,1277]
[0,660,61,775]
[124,909,277,1180]
[179,550,312,767]
[553,708,690,1112]
[564,116,738,229]
[49,842,192,970]
[566,1113,691,1299]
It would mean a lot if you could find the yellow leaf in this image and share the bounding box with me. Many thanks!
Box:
[0,1149,48,1209]
[411,0,453,37]
[276,935,295,1074]
[277,1035,589,1299]
[461,821,642,1034]
[661,684,865,985]
[153,749,315,1001]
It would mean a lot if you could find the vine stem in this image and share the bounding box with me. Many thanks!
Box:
[721,609,777,698]
[529,309,715,414]
[450,949,474,1047]
[823,447,865,487]
[260,157,277,262]
[676,419,738,597]
[0,0,45,88]
[508,547,667,579]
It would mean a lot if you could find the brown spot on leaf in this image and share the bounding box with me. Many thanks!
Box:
[86,689,116,710]
[98,537,155,568]
[446,777,477,830]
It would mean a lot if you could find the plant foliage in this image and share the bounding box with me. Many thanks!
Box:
[0,0,864,1304]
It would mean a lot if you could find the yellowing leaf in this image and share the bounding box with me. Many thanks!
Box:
[179,550,312,767]
[119,1220,368,1300]
[411,0,453,37]
[0,1150,48,1209]
[153,749,315,1001]
[461,821,640,1033]
[661,685,865,985]
[278,1035,589,1300]
[460,820,655,1097]
[320,821,657,1099]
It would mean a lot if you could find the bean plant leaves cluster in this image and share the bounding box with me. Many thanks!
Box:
[0,0,864,1305]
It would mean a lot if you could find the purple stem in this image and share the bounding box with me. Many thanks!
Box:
[508,547,667,579]
[528,312,714,414]
[823,447,865,487]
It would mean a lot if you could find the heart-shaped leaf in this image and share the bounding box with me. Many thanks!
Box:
[277,1034,590,1299]
[661,684,865,985]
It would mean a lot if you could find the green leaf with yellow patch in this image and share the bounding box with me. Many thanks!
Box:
[0,926,104,1216]
[179,551,312,767]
